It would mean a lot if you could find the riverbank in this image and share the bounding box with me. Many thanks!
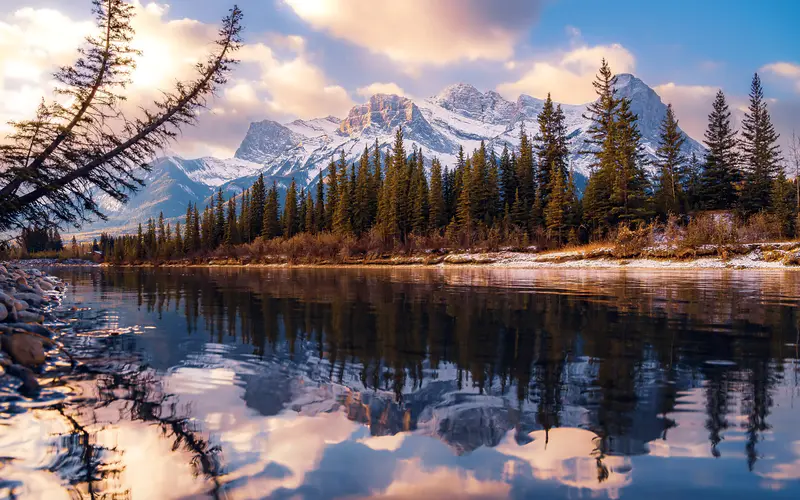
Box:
[96,241,800,270]
[0,262,70,396]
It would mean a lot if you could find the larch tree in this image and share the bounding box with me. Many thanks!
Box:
[0,2,243,231]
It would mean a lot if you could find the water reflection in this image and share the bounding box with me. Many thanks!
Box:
[2,267,800,499]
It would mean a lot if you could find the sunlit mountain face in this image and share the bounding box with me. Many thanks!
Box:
[2,267,799,499]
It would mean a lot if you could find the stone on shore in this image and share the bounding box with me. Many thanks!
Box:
[5,364,40,396]
[2,333,46,367]
[0,303,6,322]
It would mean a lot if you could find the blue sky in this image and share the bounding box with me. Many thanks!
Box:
[1,0,798,158]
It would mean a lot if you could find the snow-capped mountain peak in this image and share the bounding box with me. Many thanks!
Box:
[90,74,705,232]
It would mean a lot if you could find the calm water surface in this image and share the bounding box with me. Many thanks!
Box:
[2,267,800,499]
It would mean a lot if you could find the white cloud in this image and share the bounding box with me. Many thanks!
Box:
[356,82,406,98]
[283,0,542,66]
[0,2,355,158]
[761,62,800,93]
[497,43,636,104]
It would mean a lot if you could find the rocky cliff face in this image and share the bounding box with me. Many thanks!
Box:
[91,74,705,232]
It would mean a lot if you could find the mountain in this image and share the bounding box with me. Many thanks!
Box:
[89,74,704,233]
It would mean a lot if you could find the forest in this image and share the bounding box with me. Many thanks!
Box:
[51,61,799,264]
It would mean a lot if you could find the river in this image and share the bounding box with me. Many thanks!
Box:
[1,267,800,499]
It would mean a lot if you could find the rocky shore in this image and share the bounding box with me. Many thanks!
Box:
[0,262,67,396]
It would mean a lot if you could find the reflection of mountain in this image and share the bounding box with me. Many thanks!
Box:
[42,267,798,499]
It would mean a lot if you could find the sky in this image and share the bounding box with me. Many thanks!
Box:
[0,0,798,160]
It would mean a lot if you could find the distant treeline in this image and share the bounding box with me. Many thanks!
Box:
[95,61,795,263]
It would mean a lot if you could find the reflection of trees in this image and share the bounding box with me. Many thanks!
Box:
[47,363,225,499]
[58,268,798,473]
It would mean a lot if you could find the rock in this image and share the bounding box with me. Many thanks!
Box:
[2,333,46,367]
[37,280,54,291]
[1,323,55,338]
[16,311,44,323]
[6,364,40,396]
[14,292,47,306]
[15,277,27,287]
[0,302,6,322]
[13,299,27,311]
[0,291,14,308]
[0,352,11,368]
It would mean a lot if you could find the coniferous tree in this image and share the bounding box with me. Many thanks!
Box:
[517,123,536,209]
[428,158,446,231]
[582,59,623,234]
[283,180,299,237]
[653,104,687,218]
[262,181,280,239]
[700,90,740,210]
[544,165,568,243]
[224,196,239,246]
[192,203,201,252]
[354,145,371,235]
[499,144,517,207]
[378,127,404,240]
[215,188,225,246]
[315,173,325,233]
[297,188,307,234]
[325,159,339,232]
[739,73,783,215]
[611,98,651,225]
[304,191,315,235]
[239,190,250,243]
[157,211,167,255]
[250,174,266,240]
[684,153,703,212]
[174,222,183,256]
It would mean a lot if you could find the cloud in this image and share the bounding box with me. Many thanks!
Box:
[283,0,542,66]
[761,62,800,93]
[497,43,636,104]
[0,2,355,159]
[356,82,406,98]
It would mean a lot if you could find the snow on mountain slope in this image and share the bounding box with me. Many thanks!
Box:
[87,74,705,232]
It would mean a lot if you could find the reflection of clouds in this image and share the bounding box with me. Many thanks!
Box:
[496,428,632,498]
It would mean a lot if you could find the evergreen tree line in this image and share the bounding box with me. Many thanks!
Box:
[98,60,792,261]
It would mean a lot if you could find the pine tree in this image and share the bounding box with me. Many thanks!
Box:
[304,191,315,235]
[262,181,280,239]
[700,90,740,210]
[378,127,404,239]
[653,104,687,218]
[684,153,703,211]
[354,145,371,235]
[535,98,570,228]
[611,98,651,225]
[214,188,225,246]
[297,188,307,234]
[740,73,783,215]
[239,190,250,243]
[428,158,445,231]
[224,196,239,245]
[192,203,201,252]
[517,123,536,207]
[157,211,167,255]
[174,221,183,256]
[250,174,266,240]
[282,180,299,237]
[325,159,339,232]
[315,173,325,233]
[582,59,621,233]
[499,144,517,207]
[544,165,568,243]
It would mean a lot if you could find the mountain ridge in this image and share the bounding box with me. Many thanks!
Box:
[89,73,705,233]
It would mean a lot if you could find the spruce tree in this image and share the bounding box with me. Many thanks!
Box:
[499,144,517,207]
[174,222,183,256]
[354,146,371,235]
[428,158,445,231]
[700,90,740,210]
[544,166,568,243]
[517,123,536,207]
[282,180,299,237]
[314,173,325,233]
[333,170,353,235]
[304,192,315,235]
[157,211,167,255]
[325,160,339,232]
[297,188,307,234]
[192,204,201,251]
[653,104,687,218]
[684,153,703,212]
[224,196,239,246]
[262,181,280,239]
[250,174,266,240]
[611,98,651,225]
[214,188,225,246]
[739,73,783,215]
